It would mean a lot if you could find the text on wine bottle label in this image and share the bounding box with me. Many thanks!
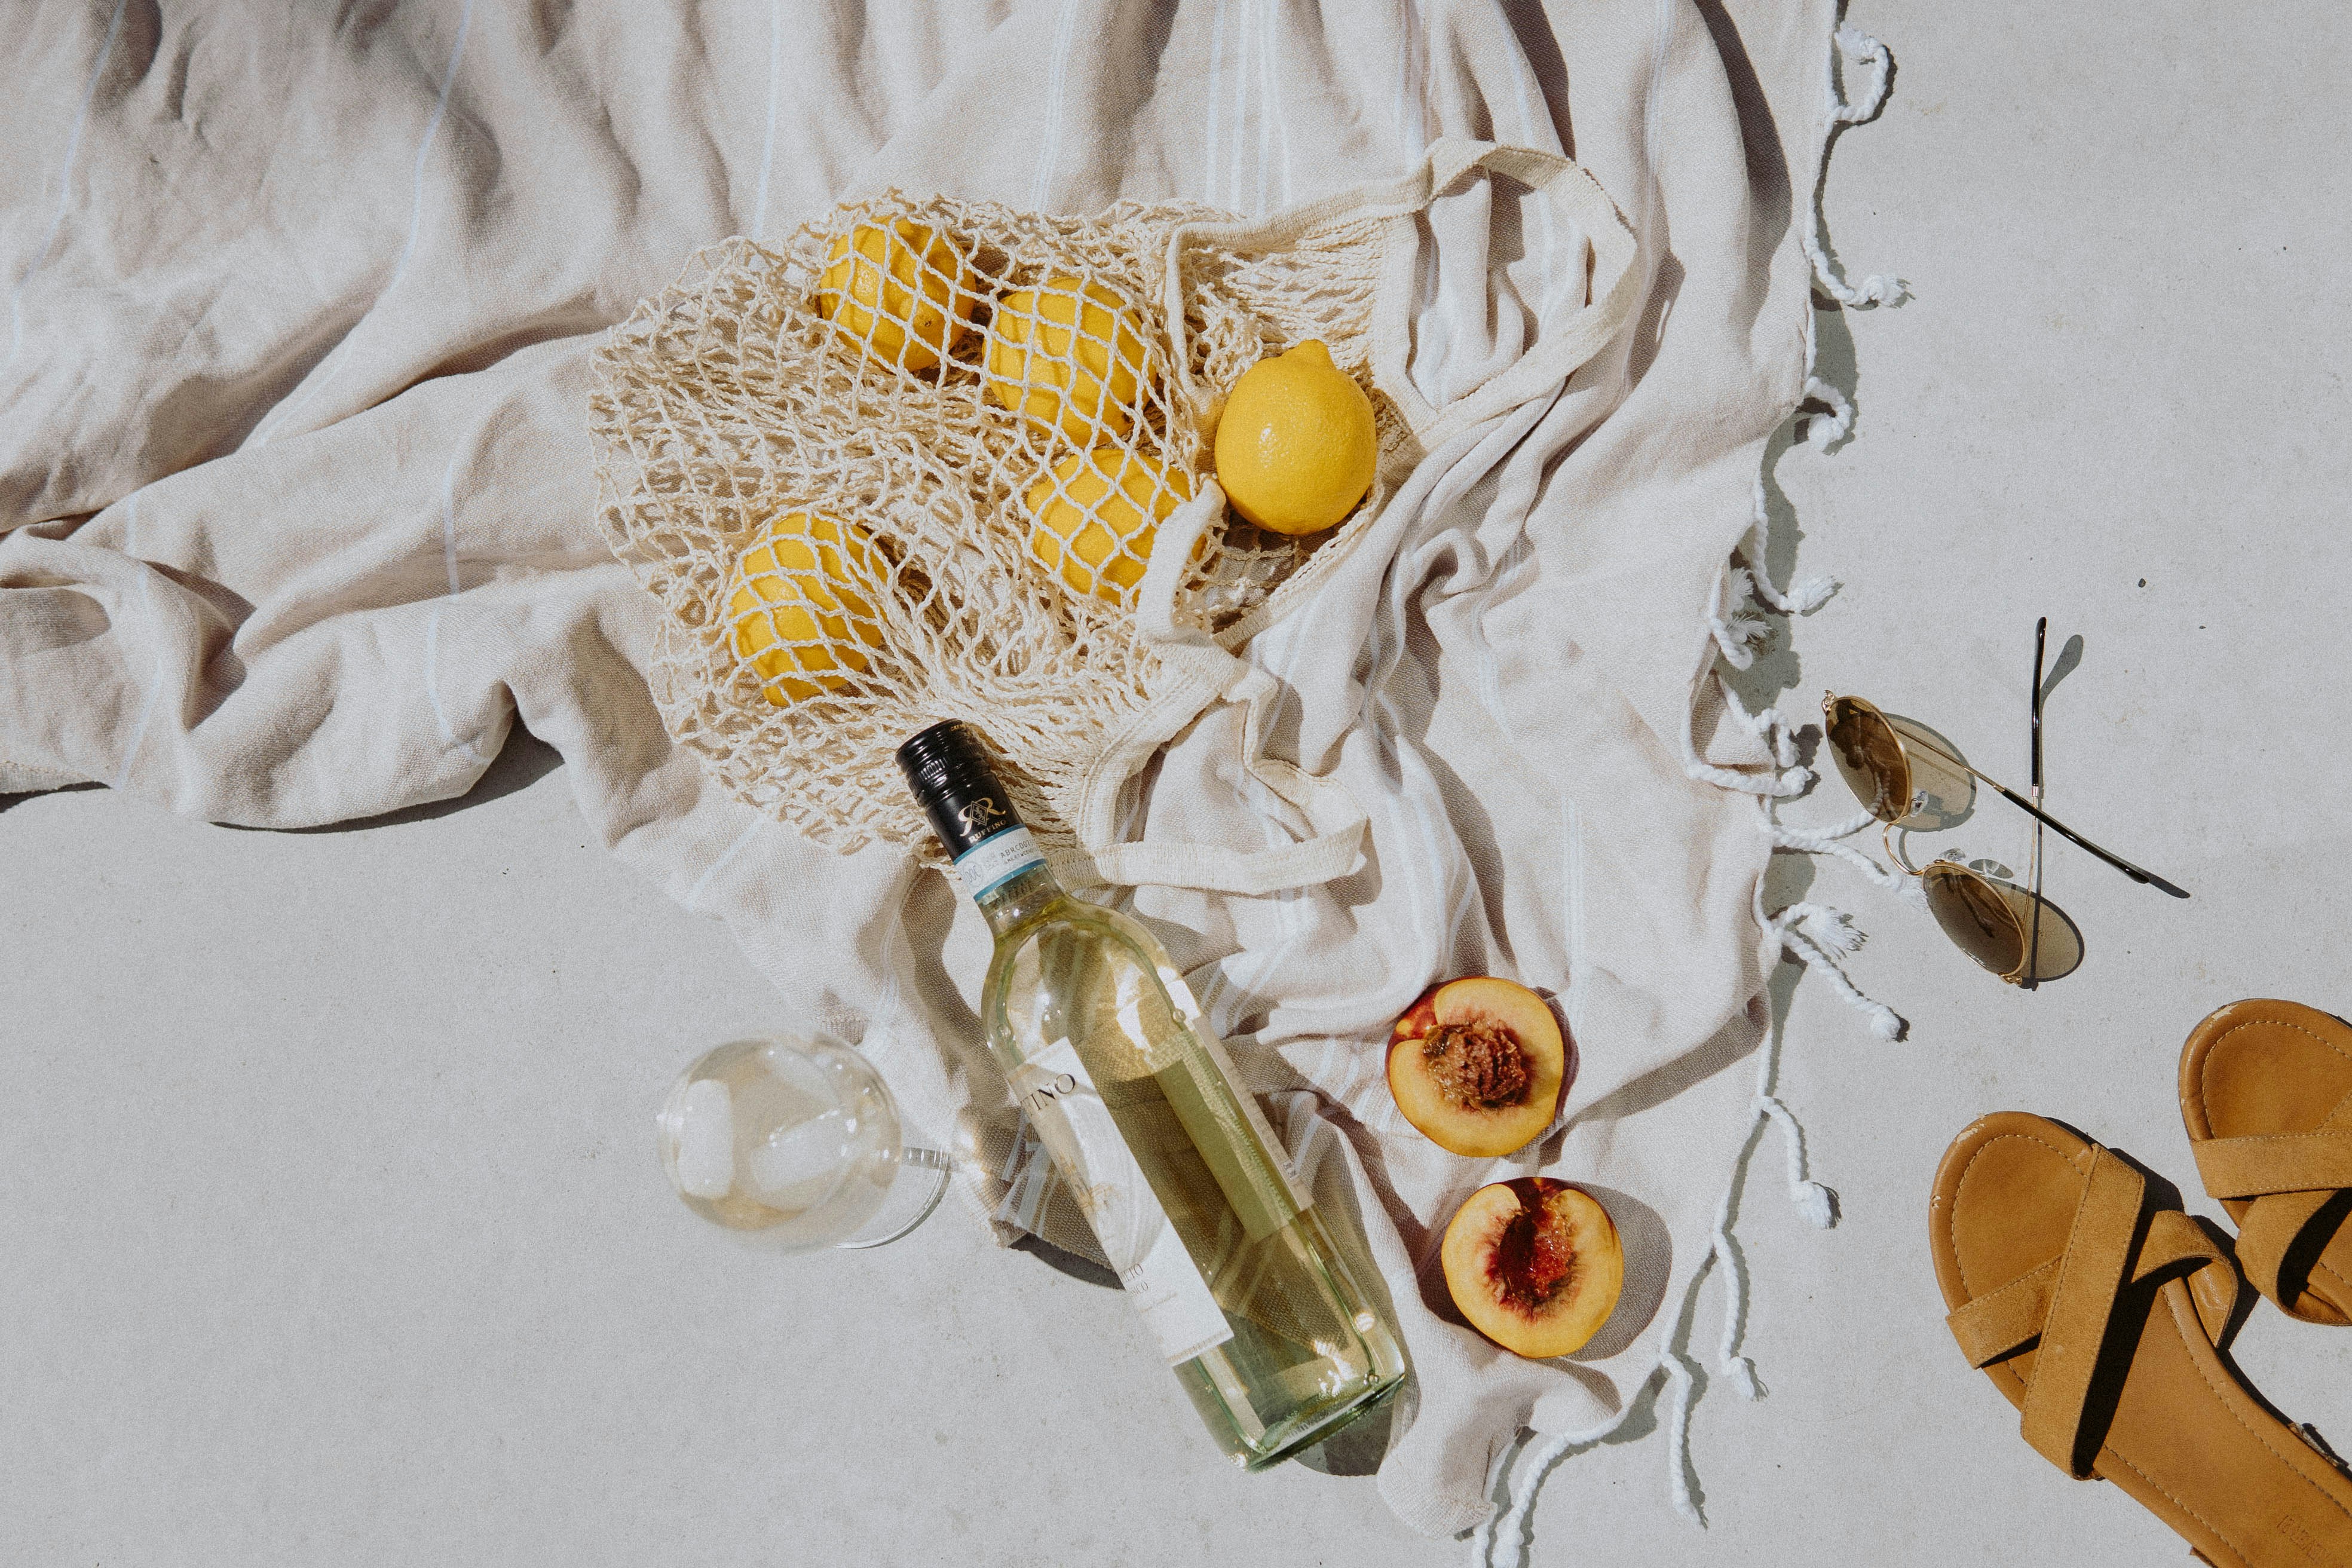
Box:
[1012,1037,1235,1367]
[952,826,1048,903]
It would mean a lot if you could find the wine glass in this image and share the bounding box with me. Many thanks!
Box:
[656,1033,950,1250]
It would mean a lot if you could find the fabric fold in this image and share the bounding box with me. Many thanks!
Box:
[1,0,1842,1538]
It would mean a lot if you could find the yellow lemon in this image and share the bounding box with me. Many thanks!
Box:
[984,276,1149,444]
[725,511,888,705]
[1023,448,1194,604]
[815,220,976,374]
[1212,339,1377,536]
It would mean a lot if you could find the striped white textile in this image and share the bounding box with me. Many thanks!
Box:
[0,0,1843,1542]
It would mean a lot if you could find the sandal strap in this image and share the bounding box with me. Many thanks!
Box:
[1946,1209,2237,1369]
[1947,1258,2061,1368]
[2021,1148,2146,1475]
[2237,1187,2339,1309]
[1943,1149,2243,1479]
[2191,1128,2352,1199]
[2191,1094,2352,1311]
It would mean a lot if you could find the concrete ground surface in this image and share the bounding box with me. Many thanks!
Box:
[8,2,2351,1562]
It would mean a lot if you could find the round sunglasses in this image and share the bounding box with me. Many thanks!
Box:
[1819,688,2186,986]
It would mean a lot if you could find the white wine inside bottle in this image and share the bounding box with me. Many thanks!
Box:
[898,722,1407,1468]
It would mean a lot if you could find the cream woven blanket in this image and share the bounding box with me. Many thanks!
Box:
[0,0,1862,1542]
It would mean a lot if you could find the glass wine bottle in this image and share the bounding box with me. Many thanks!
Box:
[897,721,1408,1469]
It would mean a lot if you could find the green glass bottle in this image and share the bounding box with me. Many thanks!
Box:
[898,721,1408,1468]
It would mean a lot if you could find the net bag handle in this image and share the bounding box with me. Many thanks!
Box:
[1079,142,1642,896]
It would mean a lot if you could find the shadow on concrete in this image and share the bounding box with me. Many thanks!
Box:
[0,780,104,816]
[226,725,565,835]
[1009,1233,1120,1291]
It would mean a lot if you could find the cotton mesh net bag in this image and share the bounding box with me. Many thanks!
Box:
[588,142,1639,895]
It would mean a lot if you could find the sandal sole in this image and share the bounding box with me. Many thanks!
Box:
[2180,999,2352,1326]
[1930,1111,2352,1567]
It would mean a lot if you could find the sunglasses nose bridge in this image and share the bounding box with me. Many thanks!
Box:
[1881,818,1925,876]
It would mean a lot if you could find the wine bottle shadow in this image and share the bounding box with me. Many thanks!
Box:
[1291,1391,1396,1477]
[1010,1232,1121,1290]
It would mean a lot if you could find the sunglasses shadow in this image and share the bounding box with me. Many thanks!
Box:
[2011,886,2086,986]
[1879,709,1978,831]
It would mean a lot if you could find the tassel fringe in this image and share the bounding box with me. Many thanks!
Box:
[1492,15,1901,1560]
[1741,480,1838,615]
[1802,24,1909,310]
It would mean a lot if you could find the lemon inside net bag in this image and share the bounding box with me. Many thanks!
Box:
[587,188,1415,879]
[589,145,1636,887]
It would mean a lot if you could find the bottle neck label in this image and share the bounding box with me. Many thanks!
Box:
[953,826,1047,904]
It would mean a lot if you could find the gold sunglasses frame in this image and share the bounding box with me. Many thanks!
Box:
[1820,692,2186,985]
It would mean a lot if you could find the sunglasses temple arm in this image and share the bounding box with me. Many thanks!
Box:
[1953,761,2191,899]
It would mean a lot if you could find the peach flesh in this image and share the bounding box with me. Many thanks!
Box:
[1492,1199,1575,1309]
[1386,977,1567,1158]
[1423,1018,1529,1107]
[1441,1178,1624,1359]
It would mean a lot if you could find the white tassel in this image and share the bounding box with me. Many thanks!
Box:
[1741,482,1839,615]
[1692,578,1823,797]
[1628,790,1863,1539]
[1707,563,1797,669]
[1707,570,1771,669]
[1756,1093,1839,1229]
[1791,1179,1838,1231]
[1479,1412,1639,1567]
[1804,23,1910,308]
[1720,683,1801,770]
[1707,617,1759,670]
[1784,901,1864,954]
[1472,1438,1518,1568]
[1803,213,1906,311]
[1832,23,1894,123]
[1769,904,1907,1039]
[1688,758,1810,798]
[1708,1192,1765,1401]
[1767,805,1878,843]
[1766,823,1905,890]
[1761,799,1909,890]
[1802,373,1855,451]
[1664,1350,1706,1524]
[1747,563,1836,617]
[1481,1430,1564,1568]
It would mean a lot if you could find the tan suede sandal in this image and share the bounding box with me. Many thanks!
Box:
[2181,999,2352,1326]
[1931,1112,2352,1567]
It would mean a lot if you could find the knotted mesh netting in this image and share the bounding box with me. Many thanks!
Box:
[588,190,1411,867]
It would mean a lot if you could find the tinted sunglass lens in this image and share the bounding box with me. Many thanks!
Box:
[1923,864,2027,980]
[2013,887,2084,983]
[1826,699,1909,822]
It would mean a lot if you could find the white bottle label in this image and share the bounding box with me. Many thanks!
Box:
[1011,1037,1235,1367]
[953,827,1047,903]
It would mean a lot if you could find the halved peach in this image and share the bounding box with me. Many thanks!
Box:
[1441,1178,1624,1358]
[1389,981,1441,1046]
[1386,976,1566,1157]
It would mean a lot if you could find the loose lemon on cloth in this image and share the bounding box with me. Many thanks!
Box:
[725,511,889,705]
[984,277,1150,444]
[1213,339,1377,535]
[1023,448,1194,604]
[814,219,976,374]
